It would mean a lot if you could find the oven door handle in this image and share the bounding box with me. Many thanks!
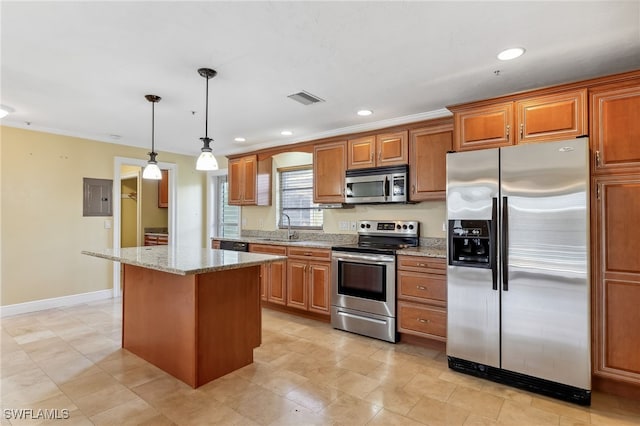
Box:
[332,253,395,264]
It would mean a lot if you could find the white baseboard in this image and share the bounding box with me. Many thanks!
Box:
[0,289,114,318]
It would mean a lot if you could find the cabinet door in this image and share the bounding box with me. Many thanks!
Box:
[516,89,587,144]
[259,264,268,301]
[228,158,244,205]
[347,136,376,169]
[453,102,514,151]
[308,261,330,315]
[591,83,640,174]
[313,141,346,203]
[242,156,257,205]
[593,175,640,385]
[376,131,408,166]
[409,126,452,201]
[268,260,287,305]
[158,170,169,208]
[287,260,308,310]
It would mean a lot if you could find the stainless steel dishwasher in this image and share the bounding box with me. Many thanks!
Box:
[218,240,249,252]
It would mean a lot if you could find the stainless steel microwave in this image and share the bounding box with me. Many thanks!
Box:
[344,165,408,204]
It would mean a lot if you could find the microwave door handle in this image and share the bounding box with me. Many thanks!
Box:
[384,176,389,200]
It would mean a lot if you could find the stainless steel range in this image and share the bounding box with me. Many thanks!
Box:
[331,220,419,343]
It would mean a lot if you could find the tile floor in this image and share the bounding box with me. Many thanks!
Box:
[2,298,640,425]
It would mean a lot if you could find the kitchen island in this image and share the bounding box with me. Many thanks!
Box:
[82,245,287,388]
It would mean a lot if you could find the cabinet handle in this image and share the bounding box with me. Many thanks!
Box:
[416,263,427,267]
[370,153,374,162]
[378,152,382,162]
[412,185,415,194]
[506,125,510,140]
[519,123,524,139]
[304,252,313,256]
[418,318,431,324]
[595,150,601,167]
[416,285,427,290]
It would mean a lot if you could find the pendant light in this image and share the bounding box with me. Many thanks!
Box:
[142,94,163,180]
[195,68,219,171]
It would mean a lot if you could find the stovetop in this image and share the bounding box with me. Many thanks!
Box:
[332,220,419,255]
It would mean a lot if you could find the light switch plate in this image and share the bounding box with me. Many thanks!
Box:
[104,219,112,229]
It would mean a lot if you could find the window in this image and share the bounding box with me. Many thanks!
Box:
[279,167,323,229]
[216,175,240,237]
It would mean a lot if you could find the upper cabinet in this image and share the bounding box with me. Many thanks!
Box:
[409,123,453,202]
[158,169,169,208]
[314,141,346,203]
[228,155,271,206]
[347,131,408,169]
[590,82,640,174]
[450,89,587,151]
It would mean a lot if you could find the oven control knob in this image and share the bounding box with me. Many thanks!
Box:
[409,224,414,230]
[396,224,401,229]
[403,224,408,229]
[366,224,371,228]
[360,224,366,229]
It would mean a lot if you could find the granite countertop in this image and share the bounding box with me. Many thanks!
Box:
[215,236,335,249]
[397,246,447,259]
[82,246,287,276]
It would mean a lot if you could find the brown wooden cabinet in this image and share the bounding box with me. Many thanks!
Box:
[409,124,452,201]
[313,141,346,204]
[347,131,408,170]
[144,233,168,246]
[451,89,587,151]
[228,155,271,206]
[286,247,331,315]
[590,83,640,174]
[158,169,169,208]
[397,255,447,341]
[249,243,287,305]
[593,174,640,389]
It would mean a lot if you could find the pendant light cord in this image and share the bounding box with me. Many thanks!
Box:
[151,100,156,153]
[204,75,209,138]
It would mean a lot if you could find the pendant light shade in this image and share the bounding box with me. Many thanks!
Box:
[143,95,163,180]
[196,68,219,171]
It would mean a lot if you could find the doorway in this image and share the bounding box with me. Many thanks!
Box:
[112,157,177,297]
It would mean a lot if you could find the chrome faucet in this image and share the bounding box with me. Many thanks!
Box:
[281,213,296,240]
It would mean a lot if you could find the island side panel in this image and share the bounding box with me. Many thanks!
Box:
[196,265,261,387]
[122,264,197,387]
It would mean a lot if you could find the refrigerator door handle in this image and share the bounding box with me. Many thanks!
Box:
[491,197,498,290]
[502,196,509,291]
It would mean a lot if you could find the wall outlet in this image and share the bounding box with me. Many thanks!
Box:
[258,219,264,229]
[350,221,357,231]
[242,218,247,227]
[442,221,447,232]
[339,221,349,231]
[104,219,112,229]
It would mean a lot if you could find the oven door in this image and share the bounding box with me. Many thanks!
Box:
[331,251,396,317]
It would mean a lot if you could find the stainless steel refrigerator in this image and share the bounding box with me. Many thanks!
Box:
[446,138,591,405]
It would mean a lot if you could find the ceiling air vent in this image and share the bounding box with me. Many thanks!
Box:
[287,91,325,106]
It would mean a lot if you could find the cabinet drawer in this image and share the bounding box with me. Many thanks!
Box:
[398,301,447,339]
[397,255,446,274]
[249,244,287,255]
[398,271,446,303]
[287,247,331,261]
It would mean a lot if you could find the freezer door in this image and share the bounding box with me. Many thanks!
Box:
[446,149,500,367]
[500,139,590,390]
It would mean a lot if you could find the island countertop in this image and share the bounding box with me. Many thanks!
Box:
[82,245,287,276]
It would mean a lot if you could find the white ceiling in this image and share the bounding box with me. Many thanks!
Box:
[2,1,639,158]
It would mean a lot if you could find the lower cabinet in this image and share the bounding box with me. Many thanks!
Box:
[397,255,447,341]
[249,244,287,305]
[286,247,331,315]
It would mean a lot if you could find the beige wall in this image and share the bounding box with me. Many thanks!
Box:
[141,178,168,231]
[1,126,207,306]
[241,151,447,238]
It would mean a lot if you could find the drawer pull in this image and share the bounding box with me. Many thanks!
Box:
[418,318,431,323]
[304,252,313,256]
[416,285,427,290]
[416,263,427,267]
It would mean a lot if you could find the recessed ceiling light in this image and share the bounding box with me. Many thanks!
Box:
[0,104,15,118]
[497,47,525,61]
[281,130,293,136]
[234,137,246,142]
[357,110,373,116]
